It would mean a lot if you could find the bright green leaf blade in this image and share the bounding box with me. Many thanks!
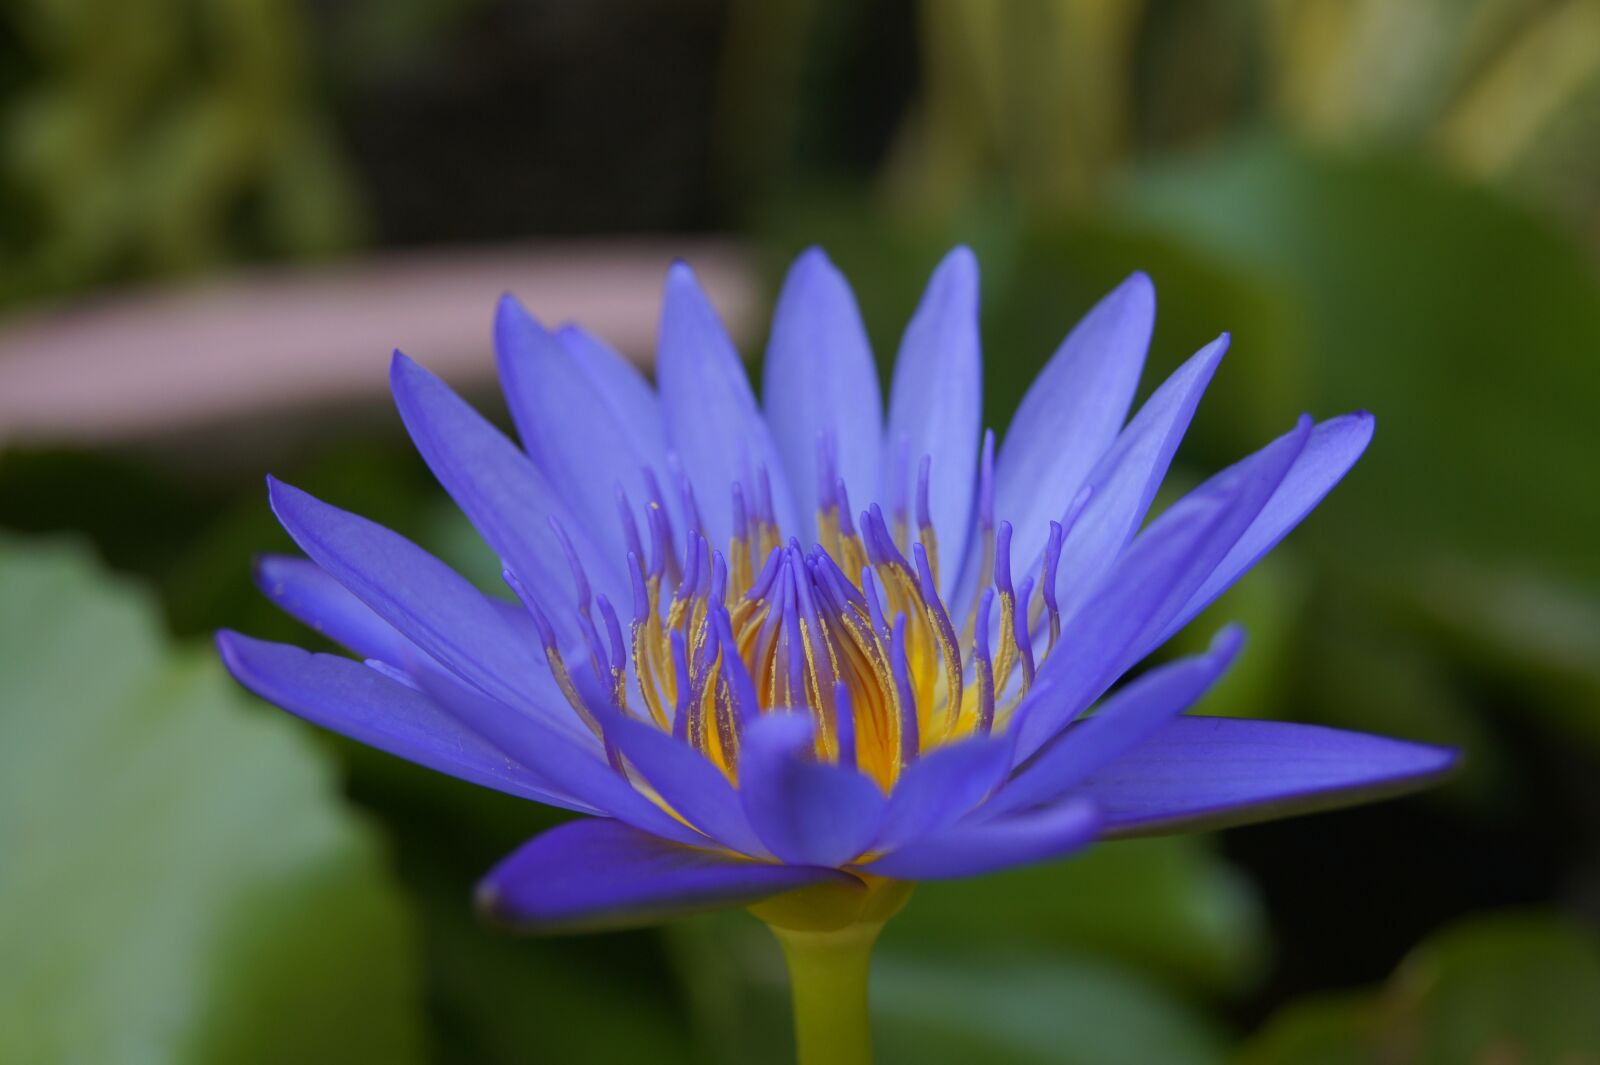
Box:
[0,535,425,1065]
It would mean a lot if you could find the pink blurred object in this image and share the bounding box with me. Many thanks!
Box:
[0,239,757,444]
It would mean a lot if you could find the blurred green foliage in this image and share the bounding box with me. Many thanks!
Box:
[0,0,361,305]
[1236,912,1600,1064]
[0,536,423,1064]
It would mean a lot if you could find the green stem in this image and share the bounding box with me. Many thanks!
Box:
[770,922,880,1065]
[750,877,913,1065]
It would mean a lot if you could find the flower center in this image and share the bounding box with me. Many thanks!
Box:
[508,433,1080,792]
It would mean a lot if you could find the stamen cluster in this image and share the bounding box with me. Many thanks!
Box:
[512,433,1083,791]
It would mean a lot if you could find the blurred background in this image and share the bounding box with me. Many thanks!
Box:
[3,1,1600,1062]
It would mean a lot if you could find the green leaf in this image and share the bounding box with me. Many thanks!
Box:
[883,836,1268,995]
[0,535,425,1065]
[1384,912,1600,1065]
[1231,993,1380,1065]
[1235,911,1600,1065]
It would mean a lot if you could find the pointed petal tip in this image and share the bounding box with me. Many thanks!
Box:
[1117,269,1156,306]
[665,258,700,289]
[389,348,418,380]
[792,244,834,271]
[1210,622,1247,659]
[936,244,979,285]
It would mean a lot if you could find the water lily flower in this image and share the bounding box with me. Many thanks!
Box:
[218,247,1455,1064]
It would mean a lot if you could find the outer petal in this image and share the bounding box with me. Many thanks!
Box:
[1150,412,1375,649]
[1049,335,1228,621]
[598,710,769,857]
[991,273,1153,598]
[739,714,887,867]
[492,299,657,560]
[884,247,982,595]
[863,799,1100,880]
[657,262,799,544]
[266,477,568,725]
[216,631,595,811]
[1011,418,1306,765]
[1079,717,1459,837]
[763,248,883,536]
[477,819,854,932]
[253,554,416,666]
[873,736,1012,852]
[410,668,707,847]
[985,626,1243,818]
[390,352,624,621]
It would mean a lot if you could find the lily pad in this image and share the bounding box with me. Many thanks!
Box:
[0,535,425,1065]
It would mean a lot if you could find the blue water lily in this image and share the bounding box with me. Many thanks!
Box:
[219,247,1455,934]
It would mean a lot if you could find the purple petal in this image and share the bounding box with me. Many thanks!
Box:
[884,247,982,595]
[986,626,1244,818]
[863,799,1100,880]
[253,554,415,666]
[216,631,595,811]
[492,299,658,561]
[739,714,887,867]
[1049,335,1228,621]
[874,736,1012,851]
[1151,412,1375,649]
[763,248,883,536]
[478,818,855,932]
[389,352,624,633]
[266,477,570,724]
[1080,717,1459,837]
[987,273,1153,606]
[555,320,668,464]
[410,667,708,847]
[657,262,799,544]
[597,710,769,857]
[1010,420,1304,766]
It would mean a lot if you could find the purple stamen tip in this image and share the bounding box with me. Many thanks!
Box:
[627,552,650,624]
[995,520,1014,594]
[548,517,592,611]
[614,485,645,568]
[889,613,920,762]
[748,546,783,602]
[709,551,729,604]
[756,465,776,527]
[731,481,749,543]
[1043,520,1064,612]
[835,478,856,536]
[916,454,933,529]
[833,680,857,769]
[669,630,692,741]
[504,567,559,648]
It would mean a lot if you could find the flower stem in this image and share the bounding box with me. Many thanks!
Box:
[750,877,913,1065]
[769,922,880,1065]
